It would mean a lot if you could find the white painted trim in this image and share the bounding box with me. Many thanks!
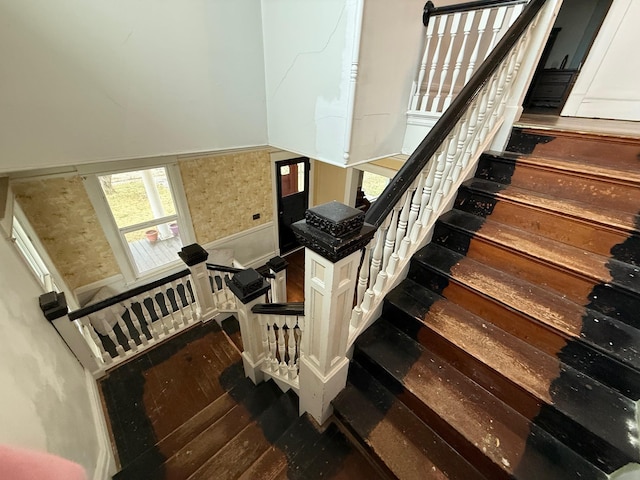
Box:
[11,202,77,307]
[165,163,197,245]
[344,167,360,207]
[342,0,365,162]
[355,163,397,179]
[562,0,633,117]
[85,369,117,480]
[201,221,277,268]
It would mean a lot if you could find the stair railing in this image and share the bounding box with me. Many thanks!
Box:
[292,0,562,424]
[39,244,249,378]
[251,302,305,392]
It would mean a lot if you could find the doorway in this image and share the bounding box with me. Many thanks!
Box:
[275,157,310,255]
[524,0,613,115]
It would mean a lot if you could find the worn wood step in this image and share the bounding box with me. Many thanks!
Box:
[353,320,608,480]
[455,183,640,265]
[506,128,640,175]
[383,278,640,467]
[142,380,285,480]
[433,209,640,325]
[461,178,640,236]
[478,152,640,212]
[333,361,487,480]
[187,390,299,479]
[409,243,640,373]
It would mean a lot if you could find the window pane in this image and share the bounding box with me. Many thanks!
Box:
[124,221,182,274]
[280,162,306,197]
[361,172,389,199]
[100,168,176,228]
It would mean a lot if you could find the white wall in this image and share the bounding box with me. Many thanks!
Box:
[262,0,360,166]
[0,236,106,477]
[563,0,640,121]
[0,0,268,173]
[349,0,425,164]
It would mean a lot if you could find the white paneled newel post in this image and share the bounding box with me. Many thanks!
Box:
[267,256,288,303]
[178,244,217,321]
[292,201,375,424]
[226,268,271,385]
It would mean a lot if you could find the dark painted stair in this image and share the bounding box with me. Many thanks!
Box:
[334,128,640,479]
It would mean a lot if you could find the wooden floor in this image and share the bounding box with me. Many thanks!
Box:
[100,251,388,479]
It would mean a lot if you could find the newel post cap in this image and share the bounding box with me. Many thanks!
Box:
[291,201,376,263]
[39,291,68,321]
[266,256,288,273]
[226,268,271,304]
[178,243,209,266]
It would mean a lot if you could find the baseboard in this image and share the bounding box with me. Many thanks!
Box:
[85,370,117,480]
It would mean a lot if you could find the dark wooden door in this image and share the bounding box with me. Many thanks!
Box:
[276,158,310,254]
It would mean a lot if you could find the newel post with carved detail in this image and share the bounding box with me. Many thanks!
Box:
[178,244,216,321]
[226,269,271,384]
[292,201,375,424]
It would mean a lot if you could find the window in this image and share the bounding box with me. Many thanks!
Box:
[11,215,58,292]
[361,171,390,200]
[95,166,189,278]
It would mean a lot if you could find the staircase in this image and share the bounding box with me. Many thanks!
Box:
[333,127,640,479]
[109,320,386,480]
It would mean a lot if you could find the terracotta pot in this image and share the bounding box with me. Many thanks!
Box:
[145,229,158,243]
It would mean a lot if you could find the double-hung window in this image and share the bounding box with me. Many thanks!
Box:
[85,163,193,281]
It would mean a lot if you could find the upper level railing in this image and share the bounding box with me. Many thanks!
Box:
[409,0,528,116]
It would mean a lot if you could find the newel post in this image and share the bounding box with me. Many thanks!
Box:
[267,256,288,303]
[39,291,104,378]
[179,244,216,321]
[226,269,271,384]
[292,201,375,424]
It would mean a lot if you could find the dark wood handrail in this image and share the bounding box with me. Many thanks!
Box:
[423,0,528,26]
[206,263,243,274]
[68,269,191,320]
[252,302,305,316]
[365,0,546,229]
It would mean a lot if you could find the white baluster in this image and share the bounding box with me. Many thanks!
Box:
[410,157,438,243]
[159,284,180,331]
[432,12,461,113]
[169,280,188,327]
[79,316,111,364]
[96,310,124,357]
[267,318,278,372]
[452,110,472,183]
[133,294,159,341]
[368,224,386,291]
[411,17,437,111]
[209,269,221,306]
[151,288,170,335]
[258,314,270,366]
[442,124,462,197]
[275,316,287,377]
[373,209,398,294]
[286,316,298,380]
[506,4,525,30]
[485,6,508,59]
[465,9,491,83]
[443,11,475,110]
[421,14,448,111]
[113,305,136,353]
[350,245,371,328]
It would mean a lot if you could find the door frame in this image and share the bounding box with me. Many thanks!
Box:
[270,151,314,256]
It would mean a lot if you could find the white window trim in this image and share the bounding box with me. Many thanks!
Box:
[82,158,196,285]
[10,202,77,307]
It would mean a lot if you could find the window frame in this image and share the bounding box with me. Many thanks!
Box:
[81,158,196,285]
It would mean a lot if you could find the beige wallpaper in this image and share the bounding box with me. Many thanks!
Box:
[12,176,120,290]
[314,161,347,206]
[179,149,274,244]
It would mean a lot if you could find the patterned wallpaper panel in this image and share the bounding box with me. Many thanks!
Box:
[179,149,274,244]
[12,176,120,290]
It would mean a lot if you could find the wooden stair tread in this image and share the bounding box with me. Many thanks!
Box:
[437,209,640,298]
[334,362,487,480]
[384,278,640,465]
[411,243,640,370]
[462,178,640,235]
[187,391,299,479]
[354,320,607,479]
[484,150,640,186]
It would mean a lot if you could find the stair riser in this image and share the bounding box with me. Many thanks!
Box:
[477,155,640,213]
[407,259,640,399]
[433,221,640,324]
[454,188,640,264]
[383,300,638,469]
[507,128,640,173]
